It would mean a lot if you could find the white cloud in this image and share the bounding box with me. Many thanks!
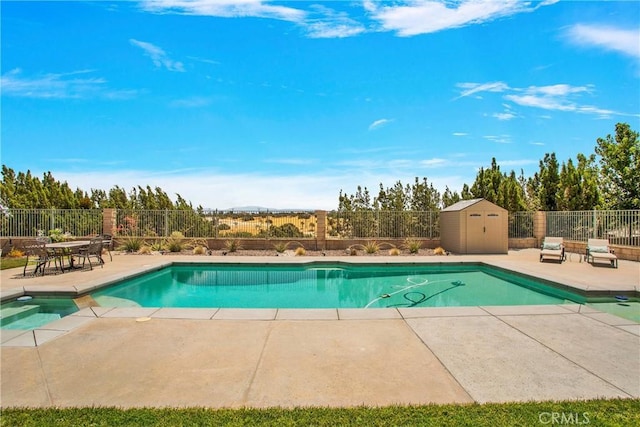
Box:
[484,134,512,144]
[493,112,516,121]
[420,158,447,167]
[140,1,365,39]
[0,68,135,99]
[130,39,185,72]
[305,5,366,38]
[452,132,468,136]
[458,80,629,118]
[565,24,640,60]
[456,81,509,98]
[366,0,549,36]
[139,0,305,22]
[368,118,393,130]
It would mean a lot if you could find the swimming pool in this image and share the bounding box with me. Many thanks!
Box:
[0,297,78,330]
[90,263,584,309]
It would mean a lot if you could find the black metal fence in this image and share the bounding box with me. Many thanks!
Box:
[1,208,638,247]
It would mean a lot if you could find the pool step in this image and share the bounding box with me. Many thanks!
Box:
[0,304,41,326]
[74,295,99,309]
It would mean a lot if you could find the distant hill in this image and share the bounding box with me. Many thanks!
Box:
[219,206,316,212]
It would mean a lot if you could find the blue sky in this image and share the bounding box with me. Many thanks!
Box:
[1,1,639,210]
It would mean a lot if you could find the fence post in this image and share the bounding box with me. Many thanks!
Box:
[315,210,326,251]
[533,211,546,246]
[102,208,117,236]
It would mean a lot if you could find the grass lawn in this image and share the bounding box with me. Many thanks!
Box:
[1,399,639,426]
[0,257,27,270]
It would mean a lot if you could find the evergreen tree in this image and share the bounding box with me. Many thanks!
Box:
[409,177,441,211]
[442,186,461,208]
[535,153,560,211]
[596,122,640,209]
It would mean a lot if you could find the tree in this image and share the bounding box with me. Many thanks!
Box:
[442,186,460,208]
[408,177,441,211]
[535,153,560,211]
[556,154,600,210]
[467,158,526,211]
[469,158,502,204]
[595,122,640,209]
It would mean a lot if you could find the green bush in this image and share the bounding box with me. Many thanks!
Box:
[224,239,242,253]
[165,231,186,253]
[119,236,144,253]
[363,241,380,254]
[403,238,422,254]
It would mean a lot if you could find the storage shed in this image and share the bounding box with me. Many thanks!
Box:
[440,198,508,254]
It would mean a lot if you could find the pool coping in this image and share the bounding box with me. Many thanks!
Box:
[3,302,638,348]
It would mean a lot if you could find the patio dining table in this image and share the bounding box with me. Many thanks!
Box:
[46,240,91,271]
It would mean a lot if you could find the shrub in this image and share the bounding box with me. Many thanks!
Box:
[403,238,422,254]
[149,241,164,252]
[48,228,73,242]
[433,246,446,255]
[363,241,380,254]
[120,236,144,253]
[273,242,288,253]
[6,248,24,258]
[294,247,306,256]
[139,245,152,255]
[389,247,400,256]
[193,246,206,255]
[165,231,186,253]
[224,239,242,253]
[269,223,303,238]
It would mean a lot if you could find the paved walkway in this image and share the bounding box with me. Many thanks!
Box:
[1,250,638,407]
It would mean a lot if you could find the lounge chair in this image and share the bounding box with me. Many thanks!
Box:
[540,237,565,263]
[586,238,618,268]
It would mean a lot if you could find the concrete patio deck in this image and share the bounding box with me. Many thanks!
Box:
[1,249,638,407]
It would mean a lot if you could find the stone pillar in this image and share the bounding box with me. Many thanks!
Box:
[533,211,546,246]
[315,210,327,251]
[102,208,117,236]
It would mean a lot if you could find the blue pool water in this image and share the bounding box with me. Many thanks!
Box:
[91,263,583,309]
[0,297,79,330]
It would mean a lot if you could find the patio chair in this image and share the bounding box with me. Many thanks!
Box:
[100,234,113,261]
[539,237,565,263]
[73,237,104,270]
[586,238,618,268]
[23,241,61,276]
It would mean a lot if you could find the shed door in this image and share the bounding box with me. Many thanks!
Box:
[466,211,504,253]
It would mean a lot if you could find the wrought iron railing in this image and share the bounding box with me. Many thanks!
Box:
[1,208,638,247]
[0,209,103,237]
[546,210,640,246]
[327,211,440,239]
[114,209,318,239]
[508,211,535,238]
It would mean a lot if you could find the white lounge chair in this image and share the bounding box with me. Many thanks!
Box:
[540,237,565,263]
[586,238,618,268]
